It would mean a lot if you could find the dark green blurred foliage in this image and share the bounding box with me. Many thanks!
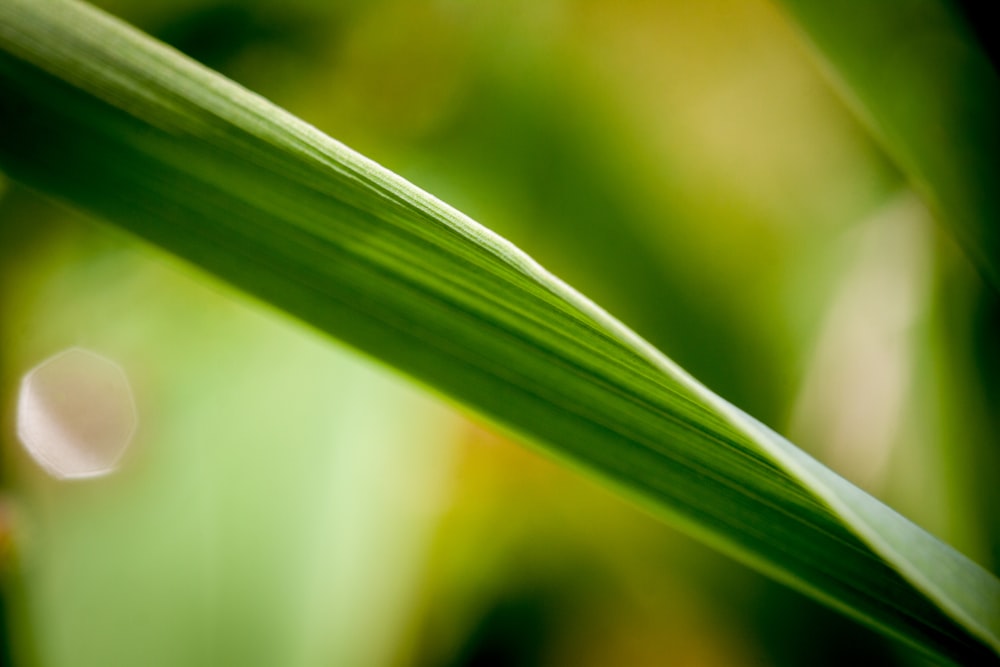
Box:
[438,585,562,667]
[155,3,323,71]
[950,0,999,68]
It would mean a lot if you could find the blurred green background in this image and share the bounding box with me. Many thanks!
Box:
[1,0,997,665]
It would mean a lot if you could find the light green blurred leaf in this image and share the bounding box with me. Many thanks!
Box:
[0,0,997,664]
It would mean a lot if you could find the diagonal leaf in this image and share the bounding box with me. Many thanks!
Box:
[772,0,1000,289]
[0,0,997,663]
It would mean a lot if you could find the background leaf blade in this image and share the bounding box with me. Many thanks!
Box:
[772,0,1000,288]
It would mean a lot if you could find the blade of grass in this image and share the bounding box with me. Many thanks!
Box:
[772,0,1000,289]
[0,0,997,663]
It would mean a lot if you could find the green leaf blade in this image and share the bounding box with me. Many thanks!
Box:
[0,0,997,663]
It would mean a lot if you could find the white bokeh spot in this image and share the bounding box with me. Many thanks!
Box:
[16,347,137,480]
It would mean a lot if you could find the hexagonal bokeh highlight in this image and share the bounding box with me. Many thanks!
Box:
[17,347,137,480]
